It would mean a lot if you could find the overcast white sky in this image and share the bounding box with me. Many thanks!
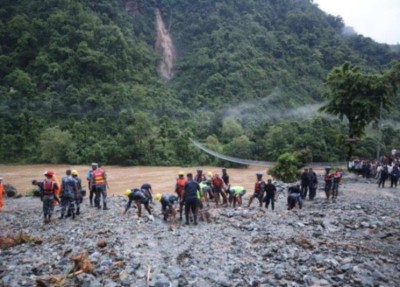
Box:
[313,0,400,45]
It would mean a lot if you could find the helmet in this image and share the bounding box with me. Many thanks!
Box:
[71,170,78,176]
[0,177,2,181]
[197,168,203,172]
[124,189,131,197]
[207,171,213,177]
[325,166,331,171]
[44,170,54,176]
[178,171,184,176]
[256,172,263,177]
[155,193,162,201]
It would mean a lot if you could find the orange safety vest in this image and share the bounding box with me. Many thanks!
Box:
[92,168,106,186]
[0,183,4,208]
[212,177,223,188]
[255,180,265,193]
[43,179,56,195]
[176,178,186,197]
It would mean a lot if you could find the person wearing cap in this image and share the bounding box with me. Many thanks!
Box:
[60,169,78,219]
[324,167,333,200]
[248,173,265,208]
[71,170,83,215]
[175,171,186,220]
[183,173,200,225]
[226,185,246,208]
[155,193,179,221]
[307,168,318,200]
[194,168,206,183]
[0,177,5,212]
[263,179,277,210]
[123,188,152,217]
[41,171,59,223]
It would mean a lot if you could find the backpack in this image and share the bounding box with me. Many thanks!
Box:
[43,179,54,195]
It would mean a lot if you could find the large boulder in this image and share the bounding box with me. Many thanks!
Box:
[4,184,17,197]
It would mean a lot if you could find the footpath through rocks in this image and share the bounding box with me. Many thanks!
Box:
[1,174,400,287]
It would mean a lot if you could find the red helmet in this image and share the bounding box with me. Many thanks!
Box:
[44,170,54,176]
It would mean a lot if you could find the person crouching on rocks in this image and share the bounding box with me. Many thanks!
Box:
[41,171,59,223]
[287,184,303,210]
[123,188,152,217]
[60,169,78,219]
[155,193,178,222]
[227,185,246,208]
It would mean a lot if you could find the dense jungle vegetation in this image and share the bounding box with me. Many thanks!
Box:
[0,0,399,165]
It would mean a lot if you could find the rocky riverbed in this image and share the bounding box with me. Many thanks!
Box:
[1,174,400,287]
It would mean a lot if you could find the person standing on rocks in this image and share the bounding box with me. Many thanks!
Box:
[300,168,309,199]
[222,167,229,187]
[332,168,342,202]
[248,173,265,208]
[324,167,333,200]
[60,169,78,219]
[183,173,200,225]
[0,177,5,212]
[378,165,389,188]
[390,164,399,188]
[71,170,83,215]
[307,168,318,200]
[264,179,276,211]
[92,164,109,210]
[194,168,206,183]
[41,171,59,223]
[199,179,211,207]
[175,171,186,220]
[123,188,152,217]
[86,163,96,207]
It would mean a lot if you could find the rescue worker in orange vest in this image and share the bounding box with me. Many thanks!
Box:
[0,177,5,212]
[248,172,266,208]
[92,164,109,210]
[211,173,227,208]
[175,171,186,220]
[41,171,59,223]
[48,171,61,206]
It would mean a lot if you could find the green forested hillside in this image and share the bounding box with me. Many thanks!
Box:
[0,0,399,165]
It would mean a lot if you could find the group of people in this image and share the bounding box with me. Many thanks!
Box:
[31,163,109,223]
[1,165,344,224]
[122,167,317,225]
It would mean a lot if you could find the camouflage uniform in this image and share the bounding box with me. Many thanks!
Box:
[72,175,83,215]
[60,175,77,219]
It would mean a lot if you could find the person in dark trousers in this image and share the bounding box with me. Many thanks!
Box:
[287,184,303,210]
[183,173,200,225]
[300,168,309,199]
[222,167,229,186]
[307,168,318,200]
[141,183,153,203]
[390,164,399,188]
[248,173,265,208]
[263,179,276,210]
[155,193,178,221]
[324,167,333,200]
[86,163,97,207]
[378,165,389,188]
[123,188,152,217]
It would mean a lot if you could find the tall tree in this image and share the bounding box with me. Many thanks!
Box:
[319,62,395,160]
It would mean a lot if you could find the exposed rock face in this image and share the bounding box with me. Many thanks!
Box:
[155,8,176,80]
[124,0,139,15]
